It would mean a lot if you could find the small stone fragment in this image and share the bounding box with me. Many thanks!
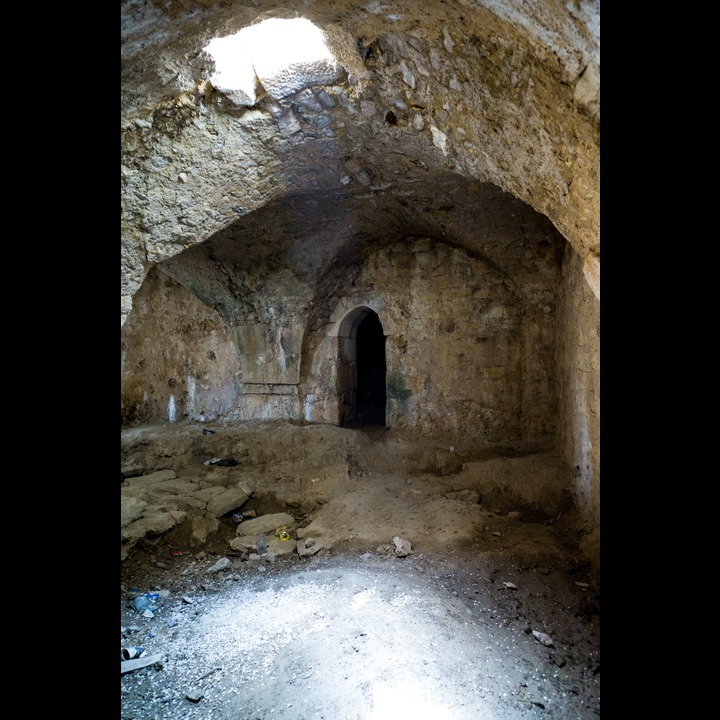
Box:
[393,536,413,557]
[209,557,232,573]
[532,630,554,647]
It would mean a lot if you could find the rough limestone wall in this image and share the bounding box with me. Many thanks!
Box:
[121,263,312,424]
[120,92,287,324]
[121,268,243,424]
[303,237,558,443]
[557,246,600,567]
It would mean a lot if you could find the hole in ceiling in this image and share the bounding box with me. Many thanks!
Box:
[204,17,344,106]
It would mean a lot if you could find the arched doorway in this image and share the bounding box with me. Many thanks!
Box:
[355,311,386,426]
[337,307,386,427]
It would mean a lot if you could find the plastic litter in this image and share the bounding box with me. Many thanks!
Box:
[122,646,145,660]
[132,594,159,614]
[232,510,258,524]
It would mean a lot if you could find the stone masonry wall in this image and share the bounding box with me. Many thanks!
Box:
[123,235,559,443]
[303,237,558,443]
[121,268,243,424]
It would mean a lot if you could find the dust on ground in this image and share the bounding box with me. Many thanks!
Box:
[121,421,600,720]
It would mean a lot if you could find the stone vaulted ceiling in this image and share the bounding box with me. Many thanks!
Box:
[120,0,600,326]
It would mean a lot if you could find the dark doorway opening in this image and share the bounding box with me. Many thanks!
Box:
[355,312,386,426]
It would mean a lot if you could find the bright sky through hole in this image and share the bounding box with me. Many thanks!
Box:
[204,18,338,101]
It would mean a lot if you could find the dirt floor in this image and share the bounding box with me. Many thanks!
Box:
[120,421,600,719]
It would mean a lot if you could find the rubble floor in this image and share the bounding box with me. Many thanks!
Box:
[120,421,600,720]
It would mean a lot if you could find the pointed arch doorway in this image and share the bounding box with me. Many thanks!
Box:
[338,307,387,428]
